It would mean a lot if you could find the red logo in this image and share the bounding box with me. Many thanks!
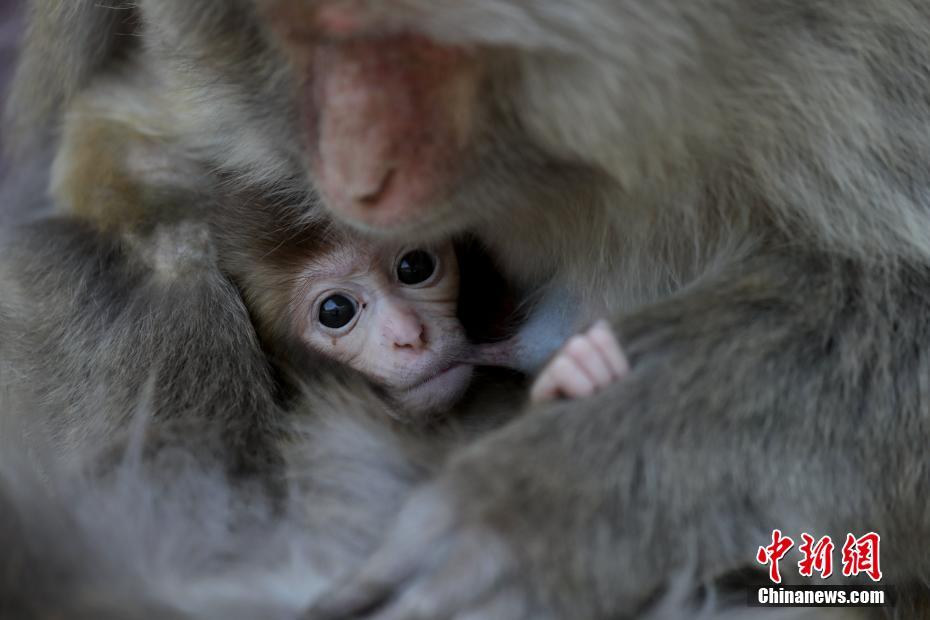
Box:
[756,529,794,584]
[841,532,882,582]
[798,534,834,579]
[757,531,881,583]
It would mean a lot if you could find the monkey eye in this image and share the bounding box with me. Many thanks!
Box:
[318,293,358,329]
[397,250,437,285]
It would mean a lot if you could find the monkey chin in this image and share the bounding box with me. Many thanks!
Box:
[394,363,475,417]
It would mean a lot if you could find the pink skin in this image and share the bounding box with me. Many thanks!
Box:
[291,234,627,411]
[306,35,478,232]
[529,320,629,403]
[466,320,630,404]
[268,10,629,402]
[292,239,473,416]
[263,3,480,232]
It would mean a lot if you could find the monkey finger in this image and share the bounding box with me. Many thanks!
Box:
[356,581,489,620]
[353,584,454,620]
[562,334,613,389]
[305,541,424,619]
[351,530,516,620]
[307,488,460,619]
[347,566,488,620]
[456,588,547,620]
[305,572,403,620]
[587,320,630,378]
[529,361,563,403]
[528,369,562,403]
[369,587,517,620]
[530,357,596,403]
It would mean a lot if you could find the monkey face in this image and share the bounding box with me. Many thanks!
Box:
[138,0,577,241]
[291,240,474,415]
[303,35,482,233]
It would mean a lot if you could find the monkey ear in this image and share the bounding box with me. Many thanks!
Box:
[5,1,138,153]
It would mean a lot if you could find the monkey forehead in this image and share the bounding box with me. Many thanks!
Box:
[297,236,457,287]
[300,242,378,282]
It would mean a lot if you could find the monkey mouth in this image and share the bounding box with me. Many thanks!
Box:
[398,363,474,413]
[406,363,468,390]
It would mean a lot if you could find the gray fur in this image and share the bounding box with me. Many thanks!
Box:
[4,1,930,619]
[295,2,930,618]
[0,215,458,617]
[4,0,132,153]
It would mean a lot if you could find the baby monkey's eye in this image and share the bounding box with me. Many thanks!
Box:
[397,250,436,285]
[318,294,357,329]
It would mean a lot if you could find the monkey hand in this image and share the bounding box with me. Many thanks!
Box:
[529,320,630,403]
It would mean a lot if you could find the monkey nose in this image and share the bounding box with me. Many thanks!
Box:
[393,327,427,351]
[314,4,366,37]
[389,316,428,351]
[353,167,395,207]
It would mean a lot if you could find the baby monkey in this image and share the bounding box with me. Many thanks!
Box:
[292,235,473,415]
[227,212,628,417]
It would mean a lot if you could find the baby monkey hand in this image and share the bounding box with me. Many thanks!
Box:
[530,320,629,403]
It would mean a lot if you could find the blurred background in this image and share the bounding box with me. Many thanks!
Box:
[0,0,51,226]
[0,0,21,154]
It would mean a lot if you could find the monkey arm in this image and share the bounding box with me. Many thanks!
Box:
[307,251,928,618]
[0,217,285,477]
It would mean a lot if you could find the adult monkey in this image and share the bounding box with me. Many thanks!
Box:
[294,2,930,619]
[5,1,930,619]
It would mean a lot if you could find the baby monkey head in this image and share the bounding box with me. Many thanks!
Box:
[289,231,474,416]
